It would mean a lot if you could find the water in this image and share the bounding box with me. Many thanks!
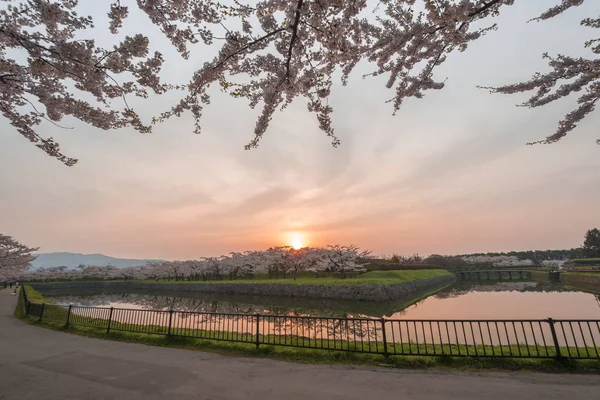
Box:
[392,282,600,320]
[40,281,600,350]
[42,281,600,319]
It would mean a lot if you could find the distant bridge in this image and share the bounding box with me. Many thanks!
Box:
[455,270,534,281]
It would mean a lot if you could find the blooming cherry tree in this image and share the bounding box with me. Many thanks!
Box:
[321,245,370,278]
[22,244,374,282]
[0,234,38,281]
[462,255,534,267]
[226,251,263,279]
[181,259,206,281]
[285,247,310,280]
[1,1,597,166]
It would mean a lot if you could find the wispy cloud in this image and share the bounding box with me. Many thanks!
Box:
[1,1,599,259]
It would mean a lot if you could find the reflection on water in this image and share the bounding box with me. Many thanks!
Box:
[43,281,600,319]
[394,281,600,320]
[43,286,438,318]
[40,281,600,350]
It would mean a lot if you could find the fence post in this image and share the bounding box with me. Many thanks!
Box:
[39,303,45,322]
[25,298,31,316]
[255,314,260,349]
[66,305,72,327]
[168,309,174,336]
[107,307,114,335]
[380,318,389,360]
[547,318,562,359]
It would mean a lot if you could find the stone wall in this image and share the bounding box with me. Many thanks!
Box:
[561,273,600,294]
[530,271,552,283]
[30,274,456,302]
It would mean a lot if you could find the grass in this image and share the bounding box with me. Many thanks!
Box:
[28,269,452,287]
[359,270,451,281]
[569,258,600,263]
[23,285,49,303]
[14,286,600,373]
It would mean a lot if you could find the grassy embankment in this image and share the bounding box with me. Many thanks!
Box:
[564,258,600,272]
[28,269,452,286]
[14,286,600,373]
[568,258,600,266]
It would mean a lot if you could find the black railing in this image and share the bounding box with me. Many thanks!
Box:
[21,288,600,360]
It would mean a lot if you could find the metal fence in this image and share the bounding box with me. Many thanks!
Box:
[21,287,600,359]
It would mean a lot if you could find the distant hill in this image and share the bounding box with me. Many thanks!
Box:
[31,252,162,269]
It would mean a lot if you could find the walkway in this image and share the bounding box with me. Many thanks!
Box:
[1,289,599,400]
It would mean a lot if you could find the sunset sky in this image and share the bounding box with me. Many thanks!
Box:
[1,1,599,260]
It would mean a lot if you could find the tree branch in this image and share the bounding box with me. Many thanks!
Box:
[213,27,286,70]
[283,0,305,83]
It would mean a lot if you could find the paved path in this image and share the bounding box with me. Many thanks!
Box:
[1,289,599,400]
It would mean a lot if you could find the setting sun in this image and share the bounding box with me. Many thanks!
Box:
[288,232,307,250]
[291,237,304,250]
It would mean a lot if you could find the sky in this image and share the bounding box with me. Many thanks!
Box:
[1,1,599,260]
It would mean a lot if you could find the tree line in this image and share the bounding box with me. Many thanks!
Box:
[3,227,599,282]
[19,245,371,282]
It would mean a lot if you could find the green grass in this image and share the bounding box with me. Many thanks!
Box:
[23,285,49,303]
[14,286,600,373]
[359,270,451,282]
[569,258,600,263]
[15,285,56,318]
[28,269,452,287]
[14,286,29,319]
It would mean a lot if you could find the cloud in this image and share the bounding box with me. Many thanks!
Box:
[1,1,599,259]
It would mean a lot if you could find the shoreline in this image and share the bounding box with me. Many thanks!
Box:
[29,274,457,302]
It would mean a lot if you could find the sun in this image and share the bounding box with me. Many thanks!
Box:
[291,237,304,250]
[285,231,308,250]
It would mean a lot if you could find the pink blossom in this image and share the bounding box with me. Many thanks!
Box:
[1,0,597,166]
[0,234,38,281]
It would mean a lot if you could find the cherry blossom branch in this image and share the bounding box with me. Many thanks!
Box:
[20,96,74,130]
[212,27,287,70]
[482,33,599,144]
[283,0,305,83]
[1,0,598,167]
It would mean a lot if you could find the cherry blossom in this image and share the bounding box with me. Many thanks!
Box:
[1,1,597,166]
[22,244,371,282]
[462,255,534,267]
[482,1,599,144]
[320,245,371,278]
[0,234,38,281]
